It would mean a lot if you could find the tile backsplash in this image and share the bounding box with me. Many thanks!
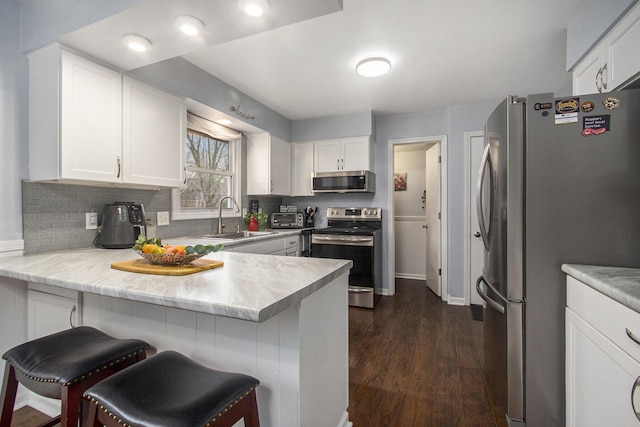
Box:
[22,181,282,254]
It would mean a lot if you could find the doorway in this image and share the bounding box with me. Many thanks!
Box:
[387,136,448,300]
[464,131,485,307]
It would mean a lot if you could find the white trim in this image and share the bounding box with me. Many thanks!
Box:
[387,135,448,302]
[337,411,353,427]
[447,296,466,306]
[393,215,426,221]
[395,273,427,281]
[0,240,24,257]
[463,131,484,305]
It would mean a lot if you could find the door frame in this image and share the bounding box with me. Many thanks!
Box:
[464,130,484,305]
[387,135,448,301]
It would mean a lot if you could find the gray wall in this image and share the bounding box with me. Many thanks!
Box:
[566,0,637,70]
[0,0,28,242]
[291,112,374,142]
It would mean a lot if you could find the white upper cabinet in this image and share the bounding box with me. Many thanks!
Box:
[247,133,291,196]
[313,136,371,172]
[291,142,314,196]
[573,2,640,95]
[30,47,123,183]
[29,45,185,188]
[122,77,186,187]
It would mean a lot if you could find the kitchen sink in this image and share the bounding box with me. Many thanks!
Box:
[192,231,276,240]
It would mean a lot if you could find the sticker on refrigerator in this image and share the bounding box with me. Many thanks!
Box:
[555,113,578,125]
[582,115,610,136]
[555,98,579,114]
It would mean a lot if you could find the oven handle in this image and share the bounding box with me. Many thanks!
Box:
[312,235,374,246]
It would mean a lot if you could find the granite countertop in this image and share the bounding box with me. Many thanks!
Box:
[562,264,640,314]
[0,247,351,323]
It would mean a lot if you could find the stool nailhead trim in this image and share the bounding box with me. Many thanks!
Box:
[87,384,259,427]
[8,349,146,386]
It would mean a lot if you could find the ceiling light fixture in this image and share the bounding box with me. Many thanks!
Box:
[122,34,151,52]
[238,0,270,17]
[356,57,392,77]
[175,15,205,36]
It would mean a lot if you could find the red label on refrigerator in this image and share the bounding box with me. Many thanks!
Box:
[582,115,610,136]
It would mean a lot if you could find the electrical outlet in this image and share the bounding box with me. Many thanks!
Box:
[85,212,98,230]
[157,211,170,226]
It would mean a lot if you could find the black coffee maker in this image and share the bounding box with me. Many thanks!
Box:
[101,203,146,249]
[304,206,317,228]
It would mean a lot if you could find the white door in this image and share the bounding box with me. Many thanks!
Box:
[469,134,485,305]
[425,145,441,296]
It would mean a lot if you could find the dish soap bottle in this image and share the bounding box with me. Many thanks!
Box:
[249,214,259,231]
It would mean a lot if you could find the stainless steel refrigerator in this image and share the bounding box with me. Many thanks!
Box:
[475,89,640,426]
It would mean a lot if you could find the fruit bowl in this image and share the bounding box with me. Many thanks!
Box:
[135,250,204,266]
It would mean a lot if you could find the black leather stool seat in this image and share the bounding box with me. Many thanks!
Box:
[84,351,260,427]
[3,326,149,399]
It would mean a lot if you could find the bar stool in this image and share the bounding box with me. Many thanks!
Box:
[0,326,149,427]
[84,350,260,427]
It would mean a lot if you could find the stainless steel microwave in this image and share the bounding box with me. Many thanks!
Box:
[312,170,375,193]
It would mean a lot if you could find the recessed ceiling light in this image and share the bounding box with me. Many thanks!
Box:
[356,57,392,77]
[175,15,204,36]
[122,34,151,52]
[216,119,232,126]
[238,0,270,17]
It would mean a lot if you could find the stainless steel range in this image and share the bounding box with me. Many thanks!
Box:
[311,207,382,308]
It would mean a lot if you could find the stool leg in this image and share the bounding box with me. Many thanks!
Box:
[83,398,101,427]
[60,383,83,427]
[0,363,18,427]
[244,389,260,427]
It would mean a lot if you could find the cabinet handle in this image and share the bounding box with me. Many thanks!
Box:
[270,180,273,192]
[595,68,603,93]
[626,328,640,346]
[116,157,121,178]
[337,159,340,170]
[69,305,76,328]
[601,63,608,91]
[631,376,640,421]
[183,167,187,185]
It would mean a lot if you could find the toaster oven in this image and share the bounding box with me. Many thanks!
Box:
[271,212,304,228]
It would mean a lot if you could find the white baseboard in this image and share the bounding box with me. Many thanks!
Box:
[338,411,352,427]
[0,240,24,258]
[395,273,427,281]
[448,296,466,306]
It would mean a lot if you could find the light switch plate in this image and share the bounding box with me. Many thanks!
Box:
[157,211,170,226]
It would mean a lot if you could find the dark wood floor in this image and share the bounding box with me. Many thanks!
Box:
[348,278,508,427]
[11,279,507,427]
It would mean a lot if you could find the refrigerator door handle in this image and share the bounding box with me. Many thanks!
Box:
[476,143,492,250]
[476,275,505,314]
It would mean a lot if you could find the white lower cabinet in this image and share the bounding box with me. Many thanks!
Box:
[233,235,300,256]
[566,276,640,426]
[27,283,81,340]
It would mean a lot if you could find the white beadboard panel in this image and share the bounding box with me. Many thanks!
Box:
[131,301,167,352]
[195,312,217,365]
[255,313,283,427]
[278,304,302,427]
[300,275,348,427]
[109,298,133,338]
[394,218,427,279]
[166,307,197,355]
[215,316,258,376]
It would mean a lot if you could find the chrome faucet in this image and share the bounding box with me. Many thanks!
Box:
[217,196,240,234]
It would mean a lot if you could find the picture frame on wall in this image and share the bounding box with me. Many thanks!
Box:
[394,173,407,191]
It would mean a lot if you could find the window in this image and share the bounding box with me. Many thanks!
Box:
[172,113,242,220]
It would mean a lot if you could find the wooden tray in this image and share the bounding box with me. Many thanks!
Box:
[111,259,224,276]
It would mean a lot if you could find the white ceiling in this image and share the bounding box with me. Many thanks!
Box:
[61,0,585,121]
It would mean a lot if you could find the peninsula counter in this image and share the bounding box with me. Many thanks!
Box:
[0,248,353,427]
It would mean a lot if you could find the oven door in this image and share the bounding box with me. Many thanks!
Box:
[311,234,376,308]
